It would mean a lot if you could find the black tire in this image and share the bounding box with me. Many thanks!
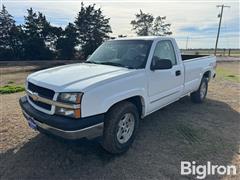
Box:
[190,78,208,103]
[101,101,139,154]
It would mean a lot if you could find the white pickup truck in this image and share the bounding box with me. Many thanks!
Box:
[20,36,216,154]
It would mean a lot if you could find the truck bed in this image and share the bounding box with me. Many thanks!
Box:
[181,54,209,61]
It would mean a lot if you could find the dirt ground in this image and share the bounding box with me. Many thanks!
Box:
[0,62,239,180]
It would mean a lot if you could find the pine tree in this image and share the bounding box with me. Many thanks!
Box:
[23,8,58,60]
[56,23,78,59]
[37,12,62,51]
[74,3,112,58]
[8,25,25,59]
[23,8,44,60]
[0,5,23,60]
[0,5,15,47]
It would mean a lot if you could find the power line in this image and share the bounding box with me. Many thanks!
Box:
[214,4,230,55]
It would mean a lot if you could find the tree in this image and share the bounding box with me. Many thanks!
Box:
[37,12,62,51]
[0,5,23,60]
[22,8,60,60]
[131,10,172,36]
[8,25,25,59]
[23,8,48,60]
[152,16,172,36]
[56,23,78,59]
[130,10,154,36]
[0,5,15,49]
[74,3,112,58]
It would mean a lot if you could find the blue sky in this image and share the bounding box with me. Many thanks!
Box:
[1,0,239,48]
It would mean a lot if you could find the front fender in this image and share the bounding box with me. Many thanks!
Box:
[101,88,147,116]
[80,70,148,118]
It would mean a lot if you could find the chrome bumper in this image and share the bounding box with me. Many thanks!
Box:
[22,110,104,140]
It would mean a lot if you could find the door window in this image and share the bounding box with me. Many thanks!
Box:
[153,40,177,66]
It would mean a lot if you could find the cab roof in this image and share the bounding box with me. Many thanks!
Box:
[112,36,175,41]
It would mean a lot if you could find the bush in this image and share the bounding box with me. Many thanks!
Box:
[0,85,25,94]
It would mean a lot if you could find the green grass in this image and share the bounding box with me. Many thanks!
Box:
[0,85,25,94]
[7,80,15,84]
[216,67,240,83]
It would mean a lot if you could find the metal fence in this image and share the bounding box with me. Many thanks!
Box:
[181,49,240,57]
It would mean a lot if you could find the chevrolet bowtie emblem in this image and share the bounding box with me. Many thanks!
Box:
[31,92,39,101]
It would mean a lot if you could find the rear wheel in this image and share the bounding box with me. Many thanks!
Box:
[101,101,139,154]
[190,78,208,103]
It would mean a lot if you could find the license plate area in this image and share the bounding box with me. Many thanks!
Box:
[23,111,37,130]
[27,117,37,130]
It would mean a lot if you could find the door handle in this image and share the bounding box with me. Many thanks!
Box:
[175,70,181,76]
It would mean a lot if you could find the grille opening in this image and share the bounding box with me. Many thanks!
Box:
[29,96,52,110]
[28,82,55,99]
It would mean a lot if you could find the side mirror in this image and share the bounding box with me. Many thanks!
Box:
[151,57,172,70]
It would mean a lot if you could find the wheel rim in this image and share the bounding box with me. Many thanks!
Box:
[116,113,135,144]
[200,82,207,99]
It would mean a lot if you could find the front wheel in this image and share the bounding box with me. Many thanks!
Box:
[101,101,139,154]
[190,78,208,103]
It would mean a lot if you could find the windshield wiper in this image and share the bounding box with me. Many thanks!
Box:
[98,62,123,67]
[85,61,99,64]
[85,61,135,69]
[98,62,136,69]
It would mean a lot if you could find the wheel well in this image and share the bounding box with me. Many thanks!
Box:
[203,71,211,81]
[126,96,144,117]
[108,96,144,118]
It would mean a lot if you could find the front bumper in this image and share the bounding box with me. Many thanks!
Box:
[19,96,104,140]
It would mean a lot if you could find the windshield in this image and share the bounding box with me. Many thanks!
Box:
[86,40,153,69]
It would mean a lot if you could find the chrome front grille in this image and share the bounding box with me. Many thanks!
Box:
[27,82,55,111]
[28,96,52,110]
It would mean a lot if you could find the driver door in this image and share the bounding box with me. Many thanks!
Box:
[147,40,184,112]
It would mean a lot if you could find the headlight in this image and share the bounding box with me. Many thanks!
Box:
[57,92,83,104]
[55,107,81,119]
[55,92,83,118]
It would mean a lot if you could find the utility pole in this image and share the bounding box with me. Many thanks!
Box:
[214,4,230,55]
[186,36,189,50]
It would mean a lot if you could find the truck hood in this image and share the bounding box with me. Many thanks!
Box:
[27,63,137,92]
